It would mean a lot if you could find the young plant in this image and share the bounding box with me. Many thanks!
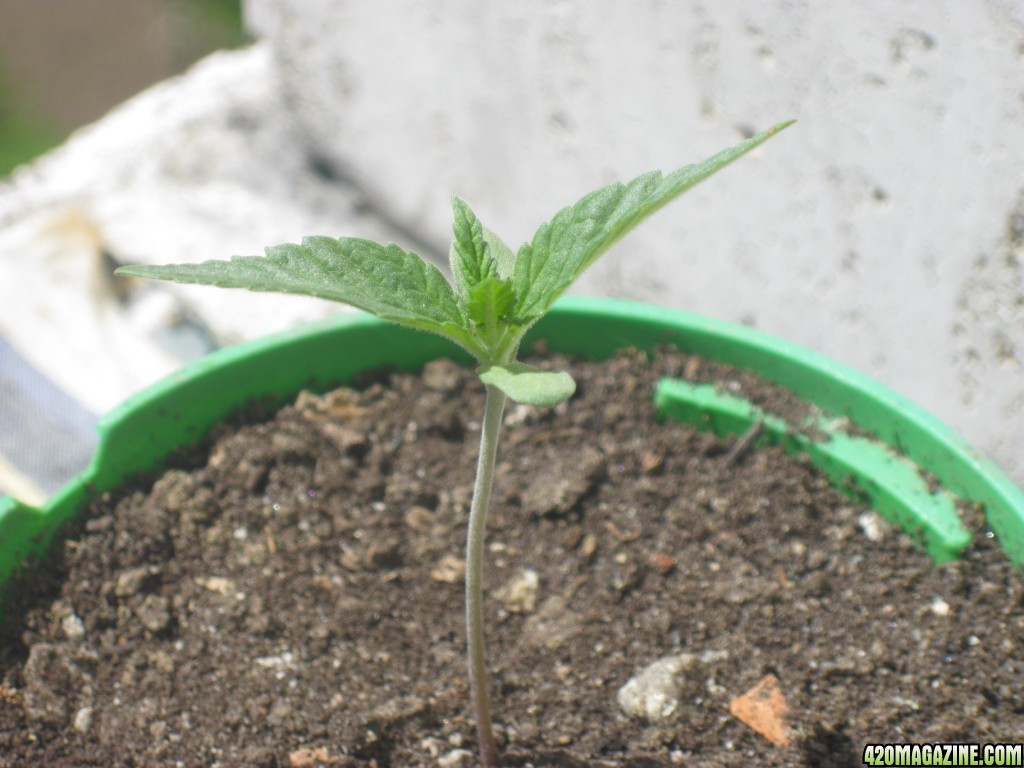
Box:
[116,120,792,766]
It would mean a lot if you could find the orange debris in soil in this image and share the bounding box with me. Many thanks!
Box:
[729,674,791,746]
[289,747,334,767]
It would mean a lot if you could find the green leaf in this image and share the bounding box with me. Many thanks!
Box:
[478,363,576,407]
[482,226,516,279]
[450,196,498,299]
[467,276,516,331]
[512,120,795,321]
[115,237,478,352]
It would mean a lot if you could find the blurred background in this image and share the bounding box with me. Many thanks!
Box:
[0,0,247,176]
[1,0,246,502]
[1,1,1022,503]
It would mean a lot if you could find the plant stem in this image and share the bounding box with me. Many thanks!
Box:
[466,383,506,767]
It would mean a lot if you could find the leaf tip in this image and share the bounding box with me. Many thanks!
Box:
[113,265,152,279]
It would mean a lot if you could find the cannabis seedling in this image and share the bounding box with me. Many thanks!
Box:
[117,120,792,766]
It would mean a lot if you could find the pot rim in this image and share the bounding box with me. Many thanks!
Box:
[1,296,1021,600]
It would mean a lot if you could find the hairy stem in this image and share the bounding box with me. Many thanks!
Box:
[466,383,507,767]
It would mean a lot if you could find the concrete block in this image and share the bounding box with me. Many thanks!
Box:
[247,0,1024,485]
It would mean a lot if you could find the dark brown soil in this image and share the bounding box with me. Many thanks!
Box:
[1,348,1021,767]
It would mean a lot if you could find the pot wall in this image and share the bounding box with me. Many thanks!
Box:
[2,298,1021,615]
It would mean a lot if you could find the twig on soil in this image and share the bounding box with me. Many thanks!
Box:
[723,419,765,466]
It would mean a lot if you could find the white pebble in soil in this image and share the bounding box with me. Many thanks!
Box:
[437,749,475,767]
[500,569,539,614]
[617,650,729,722]
[61,613,86,641]
[858,511,887,542]
[73,706,93,734]
[930,597,951,617]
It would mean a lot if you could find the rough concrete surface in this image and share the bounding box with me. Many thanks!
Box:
[246,0,1024,486]
[0,45,400,497]
[0,1,1022,497]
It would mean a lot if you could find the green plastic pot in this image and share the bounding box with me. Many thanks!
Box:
[2,297,1022,623]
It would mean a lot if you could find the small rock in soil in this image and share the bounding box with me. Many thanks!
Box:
[132,594,172,633]
[431,554,465,583]
[618,650,728,722]
[61,612,86,641]
[500,568,540,613]
[521,594,582,650]
[21,644,92,727]
[519,444,605,517]
[114,564,160,597]
[617,653,700,722]
[72,705,93,734]
[422,359,464,392]
[437,748,475,767]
